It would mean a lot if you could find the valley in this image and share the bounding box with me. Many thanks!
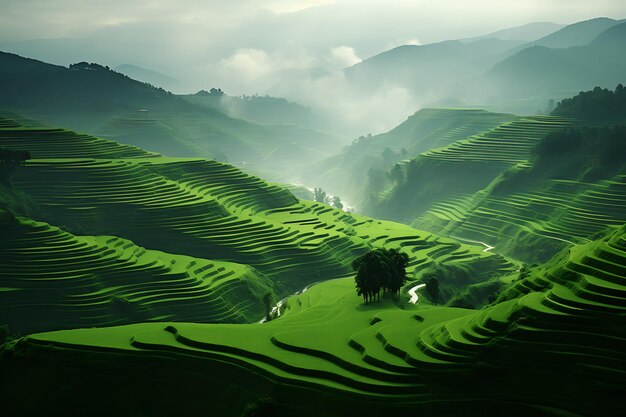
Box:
[0,7,624,417]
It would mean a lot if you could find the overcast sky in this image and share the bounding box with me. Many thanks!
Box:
[1,0,624,132]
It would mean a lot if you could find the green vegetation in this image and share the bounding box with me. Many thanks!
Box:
[0,209,271,333]
[352,248,408,303]
[0,52,343,177]
[307,108,515,208]
[2,225,622,416]
[0,17,625,417]
[183,91,330,129]
[0,148,30,183]
[368,115,570,223]
[551,84,626,122]
[0,115,514,338]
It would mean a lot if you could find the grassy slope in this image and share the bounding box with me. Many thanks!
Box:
[3,225,623,416]
[410,123,626,263]
[307,108,516,207]
[0,115,514,335]
[369,115,570,223]
[0,214,271,334]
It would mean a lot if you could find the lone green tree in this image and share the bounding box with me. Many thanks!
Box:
[352,248,408,304]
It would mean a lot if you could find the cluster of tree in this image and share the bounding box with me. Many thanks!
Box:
[196,88,225,97]
[313,187,329,204]
[493,125,626,194]
[313,187,344,210]
[69,62,112,72]
[532,126,626,179]
[0,148,31,183]
[551,84,626,120]
[351,133,373,145]
[352,248,409,303]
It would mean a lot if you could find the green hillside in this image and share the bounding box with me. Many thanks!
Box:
[2,225,623,416]
[0,115,515,337]
[306,108,516,208]
[368,115,570,223]
[0,52,343,175]
[409,106,626,262]
[182,92,330,129]
[344,38,522,100]
[0,211,270,334]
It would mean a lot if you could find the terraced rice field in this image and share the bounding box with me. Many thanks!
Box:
[421,115,571,164]
[0,117,156,159]
[5,226,623,416]
[8,159,515,295]
[0,116,515,335]
[373,115,571,226]
[0,215,269,333]
[416,170,626,261]
[361,108,516,157]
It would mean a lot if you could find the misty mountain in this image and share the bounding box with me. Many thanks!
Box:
[115,64,181,92]
[0,51,188,114]
[473,21,626,100]
[518,17,624,49]
[182,92,330,129]
[344,37,523,99]
[463,21,564,42]
[0,51,342,171]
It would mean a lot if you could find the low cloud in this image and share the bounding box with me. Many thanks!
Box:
[329,46,361,68]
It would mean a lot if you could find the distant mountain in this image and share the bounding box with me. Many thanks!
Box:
[520,17,624,49]
[344,38,523,99]
[473,21,626,100]
[464,21,564,42]
[182,92,328,128]
[115,64,181,92]
[0,51,185,114]
[0,37,95,67]
[0,51,341,172]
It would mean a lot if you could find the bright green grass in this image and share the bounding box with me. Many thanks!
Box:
[0,117,515,336]
[416,172,626,262]
[8,226,624,416]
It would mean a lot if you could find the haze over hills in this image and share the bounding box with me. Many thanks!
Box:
[1,4,625,417]
[515,16,624,49]
[344,17,626,116]
[360,85,626,264]
[115,64,182,92]
[470,21,626,103]
[0,51,344,175]
[463,21,564,42]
